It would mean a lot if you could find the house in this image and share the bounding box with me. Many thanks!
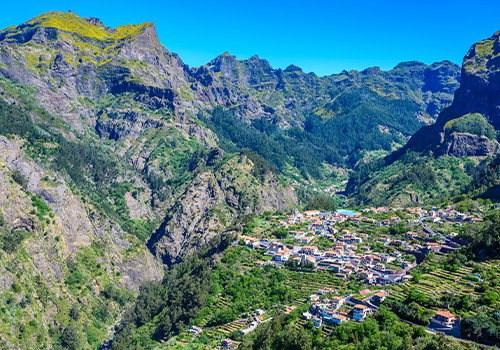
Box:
[255,309,265,316]
[402,261,413,269]
[431,311,458,328]
[331,314,347,324]
[359,289,371,297]
[373,292,387,303]
[325,249,339,258]
[274,249,292,262]
[303,255,317,266]
[239,235,259,246]
[299,236,314,244]
[331,296,345,310]
[309,294,320,301]
[380,255,395,264]
[270,242,285,252]
[353,304,369,321]
[312,317,323,328]
[358,269,373,281]
[254,261,265,266]
[299,245,319,255]
[302,311,313,320]
[189,326,203,334]
[405,232,419,240]
[345,263,358,272]
[223,339,237,349]
[426,242,441,252]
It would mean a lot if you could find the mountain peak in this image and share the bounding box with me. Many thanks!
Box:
[19,11,153,42]
[284,64,303,73]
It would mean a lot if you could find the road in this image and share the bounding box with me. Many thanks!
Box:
[356,294,499,349]
[422,224,448,242]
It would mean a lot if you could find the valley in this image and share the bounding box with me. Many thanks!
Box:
[0,8,500,350]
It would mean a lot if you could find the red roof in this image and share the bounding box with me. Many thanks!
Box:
[435,311,456,319]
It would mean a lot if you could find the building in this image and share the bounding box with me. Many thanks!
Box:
[312,317,323,328]
[299,245,319,255]
[353,304,369,321]
[373,292,387,303]
[189,326,203,334]
[331,296,345,310]
[331,314,347,324]
[309,294,320,301]
[274,249,292,262]
[302,311,313,320]
[223,339,237,349]
[431,311,458,328]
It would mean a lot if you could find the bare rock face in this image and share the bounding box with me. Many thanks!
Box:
[0,136,163,290]
[149,154,298,265]
[436,132,499,157]
[406,30,500,156]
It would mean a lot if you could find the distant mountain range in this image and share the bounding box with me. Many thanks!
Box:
[347,30,500,206]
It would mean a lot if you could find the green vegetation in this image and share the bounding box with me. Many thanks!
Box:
[24,11,151,42]
[347,150,475,206]
[199,107,342,180]
[304,194,337,212]
[444,113,496,140]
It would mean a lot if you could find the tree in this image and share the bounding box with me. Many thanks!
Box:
[273,227,288,239]
[304,194,336,212]
[61,322,81,350]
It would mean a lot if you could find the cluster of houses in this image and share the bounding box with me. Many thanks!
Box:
[362,206,485,225]
[303,295,351,327]
[243,227,420,285]
[240,204,489,285]
[302,289,391,327]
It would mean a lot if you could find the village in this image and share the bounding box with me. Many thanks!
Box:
[241,206,480,285]
[175,204,495,349]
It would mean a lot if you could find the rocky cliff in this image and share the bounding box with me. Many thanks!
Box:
[0,11,466,348]
[405,30,500,156]
[347,30,500,206]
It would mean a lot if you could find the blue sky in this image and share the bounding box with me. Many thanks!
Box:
[2,0,500,76]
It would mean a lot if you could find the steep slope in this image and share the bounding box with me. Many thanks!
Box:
[0,96,163,348]
[347,30,500,206]
[405,30,500,156]
[0,12,298,349]
[0,11,297,261]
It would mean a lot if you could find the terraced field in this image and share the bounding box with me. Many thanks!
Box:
[283,270,343,307]
[389,260,500,306]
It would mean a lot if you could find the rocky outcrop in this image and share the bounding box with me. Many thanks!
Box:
[0,135,163,288]
[406,30,500,156]
[436,132,499,157]
[149,153,298,265]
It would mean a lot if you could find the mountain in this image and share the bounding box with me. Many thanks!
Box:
[198,56,461,172]
[347,30,500,206]
[404,30,500,157]
[0,10,468,348]
[0,11,297,348]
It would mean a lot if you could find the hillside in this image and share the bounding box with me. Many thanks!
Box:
[347,29,500,206]
[0,10,472,349]
[0,11,297,348]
